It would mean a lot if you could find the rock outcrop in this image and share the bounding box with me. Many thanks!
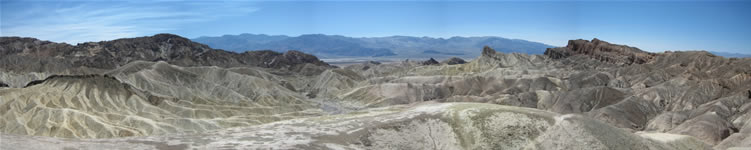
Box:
[482,45,496,56]
[441,57,467,65]
[544,38,657,65]
[420,58,439,65]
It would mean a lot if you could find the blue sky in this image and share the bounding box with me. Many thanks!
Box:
[2,0,750,54]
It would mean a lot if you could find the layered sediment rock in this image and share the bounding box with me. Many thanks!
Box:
[0,103,713,150]
[0,34,332,87]
[545,38,656,65]
[0,74,322,138]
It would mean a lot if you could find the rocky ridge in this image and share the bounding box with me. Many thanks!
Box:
[0,34,329,71]
[0,34,331,87]
[545,38,657,65]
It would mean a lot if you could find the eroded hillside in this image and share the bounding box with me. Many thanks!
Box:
[0,35,749,149]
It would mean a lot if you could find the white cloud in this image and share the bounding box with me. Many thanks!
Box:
[1,1,259,44]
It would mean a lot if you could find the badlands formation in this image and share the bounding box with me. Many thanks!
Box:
[0,34,749,149]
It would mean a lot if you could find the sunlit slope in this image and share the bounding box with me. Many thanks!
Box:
[1,102,712,150]
[0,75,322,138]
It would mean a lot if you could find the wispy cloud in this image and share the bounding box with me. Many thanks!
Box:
[1,1,259,44]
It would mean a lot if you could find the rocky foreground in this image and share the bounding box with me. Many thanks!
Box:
[0,35,749,149]
[2,102,713,149]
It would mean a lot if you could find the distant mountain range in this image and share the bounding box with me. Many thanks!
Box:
[192,34,555,58]
[708,51,751,58]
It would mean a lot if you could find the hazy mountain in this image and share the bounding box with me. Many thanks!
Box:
[192,34,555,58]
[709,51,751,58]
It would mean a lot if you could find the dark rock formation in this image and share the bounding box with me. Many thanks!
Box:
[482,45,496,56]
[0,34,332,74]
[235,50,328,69]
[365,61,381,65]
[544,38,656,65]
[0,82,7,88]
[441,57,467,65]
[420,58,439,65]
[23,74,120,88]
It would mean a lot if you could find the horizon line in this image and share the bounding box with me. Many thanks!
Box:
[3,33,750,55]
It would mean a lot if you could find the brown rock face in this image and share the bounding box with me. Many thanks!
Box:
[482,45,496,56]
[0,34,331,73]
[544,38,656,65]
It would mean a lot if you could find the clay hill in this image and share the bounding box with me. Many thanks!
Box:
[0,35,749,150]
